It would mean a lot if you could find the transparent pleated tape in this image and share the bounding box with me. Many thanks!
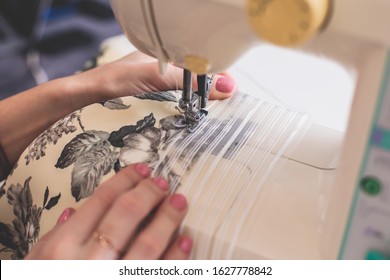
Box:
[150,91,312,259]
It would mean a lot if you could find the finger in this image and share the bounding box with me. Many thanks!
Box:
[124,193,188,260]
[209,73,236,100]
[83,176,170,259]
[56,207,76,225]
[189,72,236,100]
[53,163,151,246]
[162,235,193,260]
[186,71,236,100]
[164,65,236,100]
[24,208,76,259]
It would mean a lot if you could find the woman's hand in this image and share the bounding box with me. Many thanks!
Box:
[0,50,237,181]
[25,164,192,260]
[73,51,237,107]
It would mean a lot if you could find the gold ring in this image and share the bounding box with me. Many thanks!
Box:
[92,231,120,256]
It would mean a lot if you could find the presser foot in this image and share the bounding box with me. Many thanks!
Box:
[176,69,213,132]
[174,106,208,132]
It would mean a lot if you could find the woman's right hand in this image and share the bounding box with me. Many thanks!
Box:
[25,164,192,260]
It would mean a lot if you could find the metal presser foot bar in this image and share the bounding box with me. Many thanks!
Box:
[176,69,213,132]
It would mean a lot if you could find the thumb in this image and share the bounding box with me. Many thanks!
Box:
[150,63,238,100]
[209,73,236,100]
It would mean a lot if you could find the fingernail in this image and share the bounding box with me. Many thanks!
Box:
[216,76,235,93]
[153,177,169,191]
[57,208,75,225]
[179,236,193,254]
[134,163,150,177]
[170,194,187,211]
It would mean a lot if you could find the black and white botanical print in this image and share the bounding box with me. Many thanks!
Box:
[24,111,82,165]
[55,94,253,202]
[56,112,179,202]
[0,177,61,259]
[21,97,134,170]
[99,98,131,110]
[55,130,118,201]
[135,92,177,103]
[55,130,112,169]
[56,113,158,202]
[108,113,156,148]
[23,92,177,169]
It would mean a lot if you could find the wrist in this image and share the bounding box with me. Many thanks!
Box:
[78,59,169,101]
[60,72,105,112]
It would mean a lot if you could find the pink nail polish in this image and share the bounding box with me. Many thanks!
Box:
[57,208,75,225]
[170,194,187,211]
[134,163,150,177]
[153,177,169,191]
[179,236,193,254]
[216,76,235,93]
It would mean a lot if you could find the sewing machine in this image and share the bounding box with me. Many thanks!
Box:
[110,0,390,259]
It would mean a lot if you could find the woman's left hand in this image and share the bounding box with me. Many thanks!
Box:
[0,50,237,181]
[73,51,237,106]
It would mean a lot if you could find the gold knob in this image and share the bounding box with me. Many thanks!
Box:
[247,0,331,46]
[184,55,211,75]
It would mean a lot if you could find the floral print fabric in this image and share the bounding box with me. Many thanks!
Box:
[0,90,194,259]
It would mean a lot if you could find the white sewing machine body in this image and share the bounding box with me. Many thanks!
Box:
[110,0,390,259]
